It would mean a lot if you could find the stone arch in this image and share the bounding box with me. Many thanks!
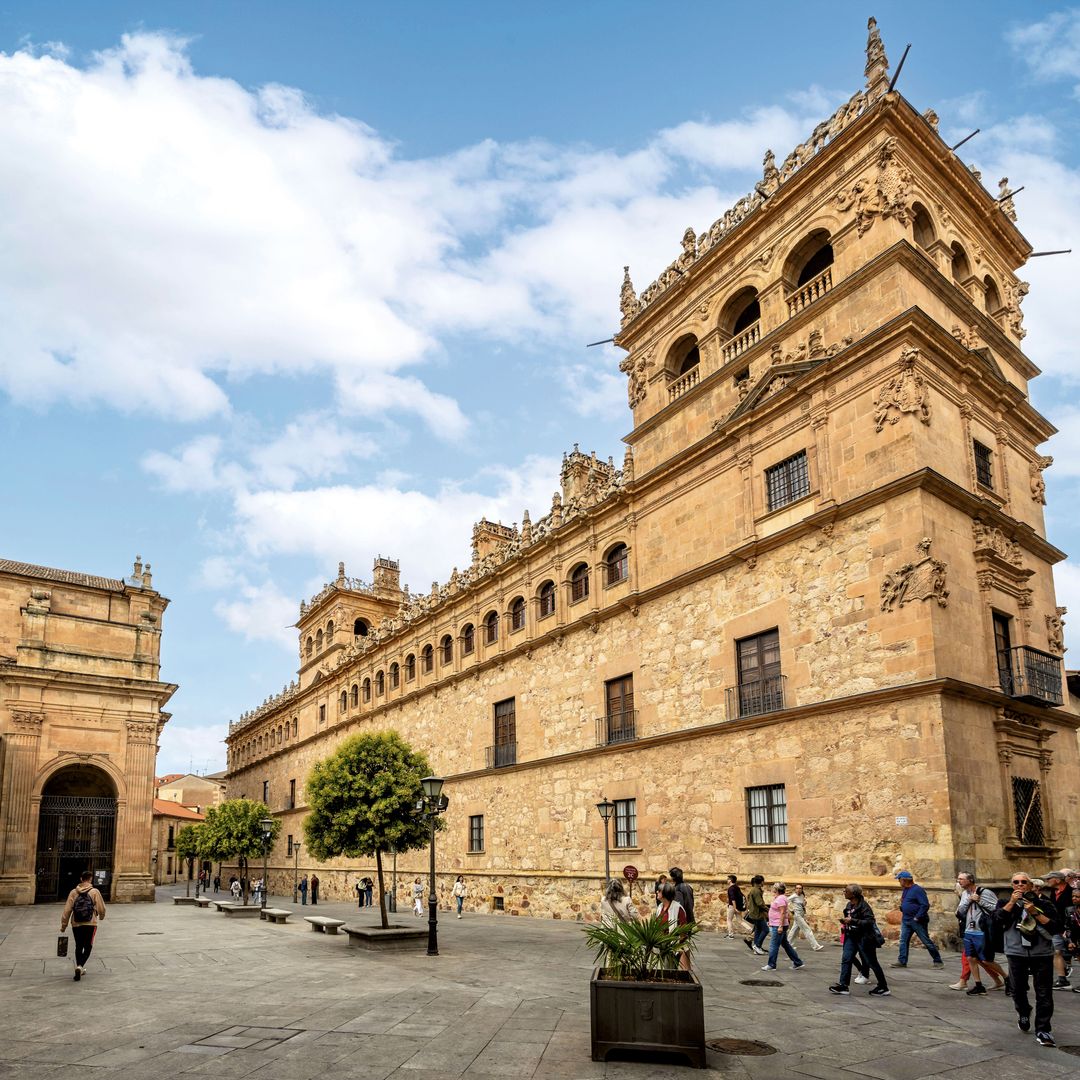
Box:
[983,273,1002,314]
[781,227,834,289]
[911,201,935,250]
[568,561,590,603]
[718,286,761,336]
[951,241,971,283]
[663,333,700,377]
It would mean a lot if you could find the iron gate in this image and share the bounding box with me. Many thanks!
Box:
[35,795,116,902]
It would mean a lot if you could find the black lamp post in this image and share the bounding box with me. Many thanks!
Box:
[418,776,449,956]
[259,816,273,910]
[292,841,302,904]
[596,798,615,887]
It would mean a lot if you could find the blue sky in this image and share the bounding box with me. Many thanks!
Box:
[1,2,1078,773]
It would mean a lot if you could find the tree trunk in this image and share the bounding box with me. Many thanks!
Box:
[376,849,389,929]
[185,858,192,897]
[241,856,249,905]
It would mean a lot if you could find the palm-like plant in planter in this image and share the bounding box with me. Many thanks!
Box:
[583,915,707,1068]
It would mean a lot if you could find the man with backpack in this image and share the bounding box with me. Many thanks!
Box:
[60,871,106,982]
[954,871,1006,994]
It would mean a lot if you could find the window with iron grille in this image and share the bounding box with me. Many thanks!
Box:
[746,784,788,844]
[765,451,810,511]
[538,581,556,619]
[375,671,385,696]
[1011,777,1045,846]
[606,544,629,586]
[570,564,590,603]
[614,798,637,848]
[510,597,526,632]
[469,814,484,852]
[287,834,293,857]
[974,440,994,489]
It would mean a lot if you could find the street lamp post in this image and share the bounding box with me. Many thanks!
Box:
[292,841,302,904]
[259,817,273,911]
[418,776,449,957]
[596,798,615,887]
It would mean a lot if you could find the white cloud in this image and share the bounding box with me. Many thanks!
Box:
[214,579,297,650]
[1007,8,1080,87]
[156,720,228,776]
[1051,560,1080,656]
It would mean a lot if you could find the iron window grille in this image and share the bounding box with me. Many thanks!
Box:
[485,614,499,645]
[1012,777,1045,846]
[747,784,788,844]
[469,815,484,852]
[974,440,994,489]
[765,450,810,512]
[614,798,637,848]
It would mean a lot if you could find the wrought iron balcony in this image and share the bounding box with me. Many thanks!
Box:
[1000,645,1063,707]
[485,742,517,768]
[725,675,787,720]
[596,710,637,747]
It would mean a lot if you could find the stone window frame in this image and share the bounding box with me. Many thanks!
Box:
[350,683,359,708]
[604,543,630,588]
[484,610,499,645]
[339,690,348,713]
[440,634,454,665]
[375,670,385,696]
[461,623,475,656]
[537,580,556,620]
[973,439,994,490]
[421,644,434,673]
[613,797,637,849]
[745,783,788,845]
[569,563,590,605]
[509,596,526,632]
[362,678,372,703]
[389,662,400,690]
[405,653,416,681]
[764,450,811,513]
[468,814,484,853]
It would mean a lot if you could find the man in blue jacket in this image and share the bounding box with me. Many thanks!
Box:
[892,870,945,969]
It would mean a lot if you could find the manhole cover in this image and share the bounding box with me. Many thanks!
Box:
[707,1038,777,1056]
[1057,1046,1080,1057]
[738,978,784,987]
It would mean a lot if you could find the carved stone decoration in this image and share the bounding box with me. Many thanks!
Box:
[950,324,980,350]
[1046,607,1067,655]
[26,588,52,615]
[998,177,1017,222]
[1004,280,1029,338]
[619,266,640,327]
[1030,455,1052,504]
[678,227,697,269]
[873,346,932,432]
[865,16,890,98]
[755,149,781,199]
[622,445,635,484]
[11,710,45,730]
[618,350,653,409]
[126,721,158,744]
[880,538,949,611]
[972,518,1023,567]
[922,107,939,132]
[836,136,914,236]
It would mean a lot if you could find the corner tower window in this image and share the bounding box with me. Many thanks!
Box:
[912,203,935,250]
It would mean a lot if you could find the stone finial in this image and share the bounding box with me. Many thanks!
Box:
[551,491,563,528]
[521,509,533,544]
[998,177,1017,222]
[923,108,939,132]
[623,446,635,483]
[619,266,639,327]
[133,555,143,579]
[141,564,153,588]
[337,561,346,585]
[865,16,890,99]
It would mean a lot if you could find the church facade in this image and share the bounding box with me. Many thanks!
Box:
[225,20,1078,929]
[0,557,174,904]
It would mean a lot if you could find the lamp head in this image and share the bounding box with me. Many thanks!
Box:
[421,775,445,801]
[596,798,615,822]
[259,816,273,836]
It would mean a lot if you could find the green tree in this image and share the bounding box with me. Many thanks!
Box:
[201,798,281,905]
[304,730,438,928]
[174,823,202,897]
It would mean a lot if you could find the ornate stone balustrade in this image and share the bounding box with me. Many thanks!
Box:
[668,367,700,402]
[786,268,833,319]
[722,321,761,365]
[231,681,300,733]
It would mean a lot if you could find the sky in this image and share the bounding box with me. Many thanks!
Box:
[1,2,1078,774]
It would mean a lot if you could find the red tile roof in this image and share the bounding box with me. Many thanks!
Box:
[156,774,184,784]
[152,800,205,820]
[0,558,125,592]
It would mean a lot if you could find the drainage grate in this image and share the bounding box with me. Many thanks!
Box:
[738,978,784,987]
[707,1038,777,1056]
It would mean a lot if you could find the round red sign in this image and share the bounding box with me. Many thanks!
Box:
[623,865,639,881]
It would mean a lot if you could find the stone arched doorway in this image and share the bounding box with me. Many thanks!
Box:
[34,764,117,903]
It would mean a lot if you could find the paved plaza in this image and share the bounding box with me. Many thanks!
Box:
[1,884,1078,1079]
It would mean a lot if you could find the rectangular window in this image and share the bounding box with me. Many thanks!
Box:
[974,440,994,489]
[319,704,326,724]
[492,698,516,767]
[167,855,173,875]
[746,784,788,845]
[1012,777,1044,846]
[614,798,637,848]
[167,825,175,849]
[604,674,635,744]
[993,612,1014,693]
[765,450,810,511]
[736,629,784,716]
[262,780,269,804]
[289,779,296,810]
[287,834,293,857]
[469,814,484,852]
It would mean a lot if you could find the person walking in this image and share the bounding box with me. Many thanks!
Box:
[669,867,694,924]
[213,874,220,894]
[892,870,944,970]
[298,875,308,905]
[230,878,242,900]
[829,884,890,996]
[310,873,320,905]
[954,871,1006,995]
[452,875,467,918]
[725,875,747,939]
[60,870,106,981]
[743,875,769,955]
[601,879,638,926]
[788,884,825,951]
[762,883,805,971]
[355,879,365,908]
[996,870,1060,1047]
[412,877,424,916]
[653,873,668,908]
[1064,883,1080,992]
[1043,870,1072,989]
[364,877,374,907]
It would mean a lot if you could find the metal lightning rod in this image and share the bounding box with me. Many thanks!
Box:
[1029,250,1072,257]
[887,44,911,93]
[587,337,615,348]
[949,129,980,152]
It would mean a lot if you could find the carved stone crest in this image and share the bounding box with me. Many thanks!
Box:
[836,136,913,237]
[618,350,653,409]
[880,538,949,611]
[873,346,931,431]
[973,518,1023,567]
[1046,607,1067,655]
[1004,280,1029,339]
[1030,455,1052,504]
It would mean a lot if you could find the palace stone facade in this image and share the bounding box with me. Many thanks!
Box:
[225,19,1078,936]
[0,557,175,904]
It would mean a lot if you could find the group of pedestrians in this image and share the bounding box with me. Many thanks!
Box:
[296,873,319,904]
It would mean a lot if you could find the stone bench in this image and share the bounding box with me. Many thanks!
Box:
[194,897,212,908]
[304,916,347,934]
[172,896,197,905]
[221,904,262,918]
[341,924,429,951]
[209,900,236,911]
[259,907,293,924]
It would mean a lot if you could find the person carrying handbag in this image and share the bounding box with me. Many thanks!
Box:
[829,884,889,996]
[60,871,106,982]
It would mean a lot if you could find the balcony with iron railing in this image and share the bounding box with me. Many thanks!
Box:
[721,321,761,365]
[668,366,700,401]
[725,674,787,720]
[596,710,638,748]
[785,267,832,318]
[1000,646,1064,707]
[485,742,517,768]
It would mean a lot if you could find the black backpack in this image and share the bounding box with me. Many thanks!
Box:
[72,890,95,922]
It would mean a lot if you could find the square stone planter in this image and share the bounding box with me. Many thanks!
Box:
[589,967,706,1068]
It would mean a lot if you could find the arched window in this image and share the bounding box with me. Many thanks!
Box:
[306,636,313,658]
[422,644,434,673]
[363,678,371,703]
[538,580,556,619]
[606,543,629,586]
[389,662,400,689]
[912,202,935,249]
[667,334,699,376]
[983,275,1002,313]
[440,634,454,665]
[375,670,385,696]
[951,242,971,283]
[570,563,590,603]
[461,623,475,655]
[354,618,369,637]
[406,653,416,681]
[339,691,348,713]
[326,620,334,643]
[510,596,526,632]
[278,724,283,743]
[283,724,289,741]
[484,610,499,645]
[350,683,359,708]
[720,288,761,358]
[316,629,324,653]
[795,239,833,286]
[292,718,298,738]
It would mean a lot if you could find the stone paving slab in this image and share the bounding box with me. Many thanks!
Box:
[1,884,1079,1077]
